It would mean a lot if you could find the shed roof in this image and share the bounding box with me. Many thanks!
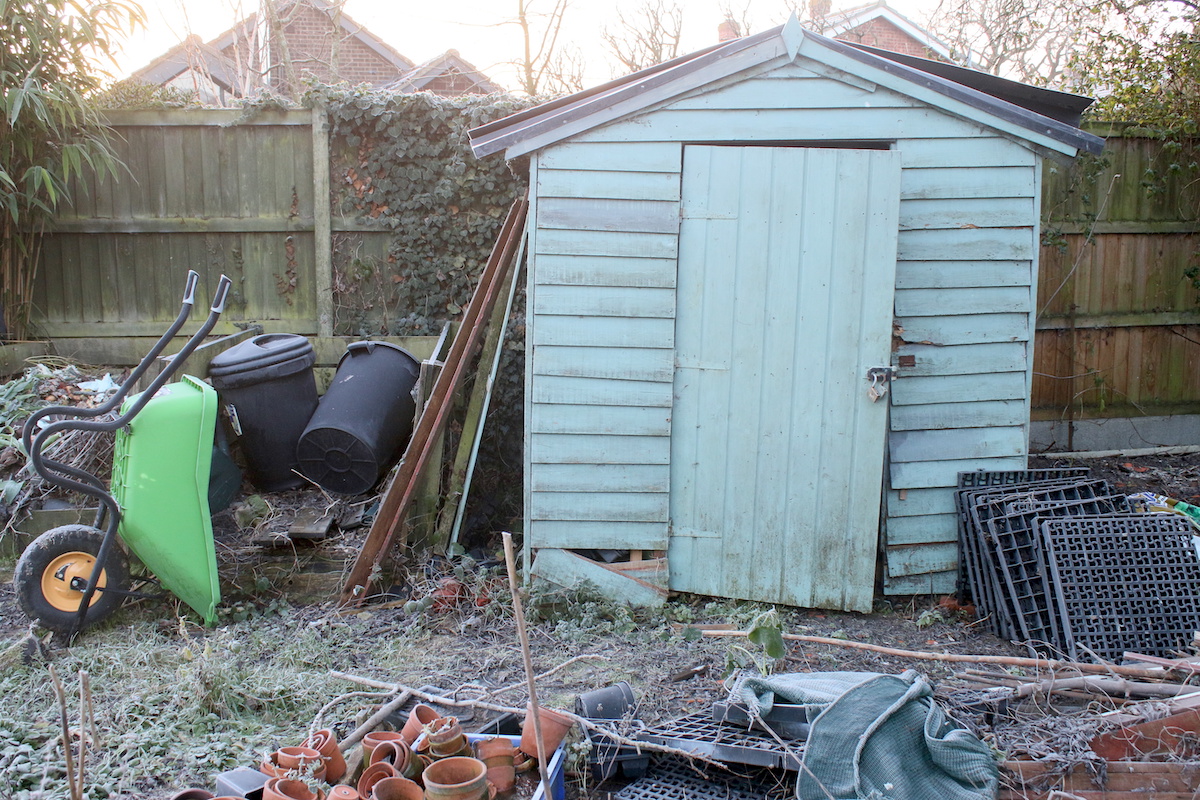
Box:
[469,16,1103,160]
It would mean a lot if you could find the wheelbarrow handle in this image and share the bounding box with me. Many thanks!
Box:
[22,269,202,459]
[210,274,231,314]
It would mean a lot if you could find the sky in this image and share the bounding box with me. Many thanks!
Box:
[109,0,938,92]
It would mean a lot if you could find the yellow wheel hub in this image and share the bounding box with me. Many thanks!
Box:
[41,551,107,612]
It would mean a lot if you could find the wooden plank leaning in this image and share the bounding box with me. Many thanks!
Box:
[339,196,529,605]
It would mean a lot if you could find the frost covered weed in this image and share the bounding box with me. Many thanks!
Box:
[0,605,431,799]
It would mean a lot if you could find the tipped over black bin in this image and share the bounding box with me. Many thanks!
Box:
[296,341,420,495]
[208,333,317,492]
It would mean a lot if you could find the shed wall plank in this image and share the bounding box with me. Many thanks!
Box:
[901,166,1036,200]
[530,491,669,521]
[891,400,1028,431]
[539,197,680,234]
[536,255,678,288]
[898,136,1037,168]
[892,372,1029,405]
[529,520,668,550]
[530,463,670,492]
[534,285,676,318]
[891,456,1026,489]
[891,426,1027,462]
[886,487,958,518]
[537,168,682,201]
[895,286,1029,316]
[530,403,672,436]
[535,228,678,258]
[668,75,918,111]
[532,375,673,407]
[896,260,1031,289]
[898,228,1034,261]
[886,514,958,546]
[537,141,682,172]
[884,570,958,595]
[897,312,1030,345]
[896,342,1028,376]
[532,315,675,348]
[533,345,674,381]
[899,197,1034,230]
[887,542,959,577]
[529,433,671,464]
[579,106,994,145]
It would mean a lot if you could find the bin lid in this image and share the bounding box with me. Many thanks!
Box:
[338,340,420,371]
[208,333,316,388]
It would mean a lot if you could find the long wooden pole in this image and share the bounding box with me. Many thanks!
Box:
[703,630,1178,680]
[340,199,527,604]
[502,532,552,799]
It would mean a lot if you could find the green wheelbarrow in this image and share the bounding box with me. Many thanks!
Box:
[13,271,232,636]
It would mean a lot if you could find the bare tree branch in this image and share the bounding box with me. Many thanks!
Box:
[602,0,684,74]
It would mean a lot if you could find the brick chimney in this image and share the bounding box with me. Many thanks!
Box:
[718,14,741,42]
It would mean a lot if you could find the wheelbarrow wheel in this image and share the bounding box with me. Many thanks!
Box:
[14,525,129,633]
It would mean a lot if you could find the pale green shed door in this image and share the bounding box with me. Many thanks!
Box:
[669,145,901,612]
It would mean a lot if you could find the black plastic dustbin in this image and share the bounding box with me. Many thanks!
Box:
[208,333,318,492]
[296,341,420,495]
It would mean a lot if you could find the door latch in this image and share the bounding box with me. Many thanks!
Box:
[866,366,895,402]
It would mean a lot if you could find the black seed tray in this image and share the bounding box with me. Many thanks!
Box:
[985,493,1129,648]
[1040,514,1200,661]
[614,756,785,800]
[960,480,1112,639]
[954,469,1090,610]
[637,711,804,770]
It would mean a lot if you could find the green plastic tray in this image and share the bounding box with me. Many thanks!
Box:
[111,376,220,624]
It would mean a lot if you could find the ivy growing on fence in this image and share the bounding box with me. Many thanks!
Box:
[311,86,539,540]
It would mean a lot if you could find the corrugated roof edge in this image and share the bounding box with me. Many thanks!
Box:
[469,19,1104,159]
[814,31,1105,154]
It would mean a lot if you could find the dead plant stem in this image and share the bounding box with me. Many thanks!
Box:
[48,666,80,800]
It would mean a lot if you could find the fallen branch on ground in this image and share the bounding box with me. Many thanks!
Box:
[704,630,1174,680]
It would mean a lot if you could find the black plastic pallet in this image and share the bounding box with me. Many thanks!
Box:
[959,479,1110,639]
[984,493,1128,649]
[637,712,804,771]
[1041,513,1200,661]
[613,757,785,800]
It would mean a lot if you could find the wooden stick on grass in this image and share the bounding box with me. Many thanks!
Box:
[502,531,552,800]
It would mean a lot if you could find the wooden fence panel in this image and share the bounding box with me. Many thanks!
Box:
[1035,129,1200,421]
[34,110,319,337]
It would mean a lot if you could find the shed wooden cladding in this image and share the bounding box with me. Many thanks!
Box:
[475,18,1101,605]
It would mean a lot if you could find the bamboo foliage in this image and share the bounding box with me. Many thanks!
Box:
[0,0,143,339]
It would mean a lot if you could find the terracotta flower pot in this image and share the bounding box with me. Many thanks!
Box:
[370,740,421,779]
[400,704,440,745]
[261,749,327,783]
[329,786,361,800]
[422,756,489,800]
[277,746,323,771]
[357,762,399,798]
[264,778,324,800]
[362,730,408,771]
[368,776,423,800]
[303,728,347,783]
[519,704,574,761]
[425,716,467,758]
[474,738,515,794]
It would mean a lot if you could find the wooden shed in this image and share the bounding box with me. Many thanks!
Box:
[469,17,1104,611]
